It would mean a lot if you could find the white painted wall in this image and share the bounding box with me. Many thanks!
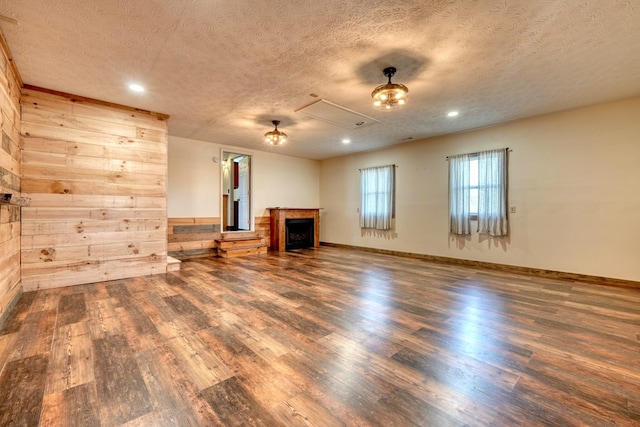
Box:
[252,151,320,217]
[319,97,640,282]
[168,136,320,219]
[168,136,220,218]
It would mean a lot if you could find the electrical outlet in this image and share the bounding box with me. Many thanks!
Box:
[510,206,516,214]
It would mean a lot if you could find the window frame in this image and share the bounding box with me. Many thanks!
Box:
[448,148,508,236]
[359,165,395,230]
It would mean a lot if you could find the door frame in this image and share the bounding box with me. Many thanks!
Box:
[220,148,253,233]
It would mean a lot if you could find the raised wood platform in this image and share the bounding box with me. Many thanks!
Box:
[215,233,268,258]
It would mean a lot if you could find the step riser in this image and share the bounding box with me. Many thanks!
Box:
[218,232,258,240]
[217,239,263,249]
[166,256,182,272]
[167,264,181,272]
[215,234,267,258]
[219,247,268,258]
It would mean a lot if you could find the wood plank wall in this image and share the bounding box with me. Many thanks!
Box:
[20,87,169,291]
[168,216,270,259]
[168,217,220,259]
[255,216,269,242]
[0,36,22,327]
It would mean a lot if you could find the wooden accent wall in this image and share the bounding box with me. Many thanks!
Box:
[168,216,270,259]
[0,35,22,326]
[255,216,270,242]
[20,87,169,290]
[168,217,221,259]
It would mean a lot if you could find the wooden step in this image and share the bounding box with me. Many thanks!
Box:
[215,237,264,250]
[217,232,259,240]
[166,256,181,272]
[215,233,268,258]
[218,245,268,259]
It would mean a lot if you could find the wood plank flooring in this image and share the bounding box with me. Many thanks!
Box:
[1,246,640,426]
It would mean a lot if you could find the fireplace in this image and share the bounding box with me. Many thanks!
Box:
[268,208,320,252]
[285,218,314,250]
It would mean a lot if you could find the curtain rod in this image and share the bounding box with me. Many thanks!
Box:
[359,164,398,171]
[446,147,511,160]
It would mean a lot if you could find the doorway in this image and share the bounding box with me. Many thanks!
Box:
[222,151,252,232]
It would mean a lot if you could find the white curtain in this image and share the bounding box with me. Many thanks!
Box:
[477,148,508,236]
[360,165,394,230]
[449,153,472,235]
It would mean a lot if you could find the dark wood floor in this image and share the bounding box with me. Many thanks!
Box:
[1,247,640,426]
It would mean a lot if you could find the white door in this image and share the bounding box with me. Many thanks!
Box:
[237,156,250,230]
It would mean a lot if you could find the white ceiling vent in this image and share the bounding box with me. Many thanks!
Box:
[295,99,379,130]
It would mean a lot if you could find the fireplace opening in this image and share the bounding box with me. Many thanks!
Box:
[285,218,314,250]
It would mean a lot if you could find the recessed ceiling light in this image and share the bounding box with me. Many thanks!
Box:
[447,111,459,117]
[129,83,145,92]
[342,139,351,144]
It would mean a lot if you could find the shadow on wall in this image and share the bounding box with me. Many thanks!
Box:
[361,229,398,240]
[449,234,511,251]
[450,234,472,249]
[479,234,511,251]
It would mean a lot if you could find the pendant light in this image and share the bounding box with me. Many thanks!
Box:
[371,67,408,110]
[264,120,288,145]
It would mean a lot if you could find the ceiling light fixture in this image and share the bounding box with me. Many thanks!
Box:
[447,111,459,117]
[128,83,145,92]
[371,66,408,110]
[264,120,288,145]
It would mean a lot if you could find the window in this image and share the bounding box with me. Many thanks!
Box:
[449,149,508,236]
[360,165,395,230]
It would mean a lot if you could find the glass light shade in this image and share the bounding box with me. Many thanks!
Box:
[264,120,287,145]
[371,66,408,111]
[264,131,287,145]
[371,82,408,110]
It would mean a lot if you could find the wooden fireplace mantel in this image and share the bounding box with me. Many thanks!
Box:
[268,208,320,251]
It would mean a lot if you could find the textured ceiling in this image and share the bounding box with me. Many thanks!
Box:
[1,0,639,160]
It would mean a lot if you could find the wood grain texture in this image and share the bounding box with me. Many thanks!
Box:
[168,216,270,259]
[21,84,170,121]
[269,208,319,251]
[0,35,21,331]
[20,87,168,291]
[40,382,101,427]
[321,241,640,289]
[167,217,221,259]
[45,321,94,395]
[0,354,49,426]
[1,246,640,426]
[0,29,23,88]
